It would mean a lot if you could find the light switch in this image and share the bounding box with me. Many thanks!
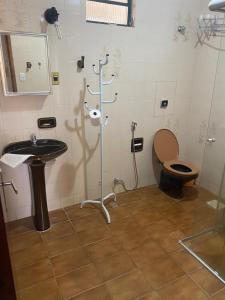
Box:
[51,72,59,85]
[19,72,26,81]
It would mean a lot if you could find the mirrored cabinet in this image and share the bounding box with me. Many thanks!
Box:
[0,31,51,96]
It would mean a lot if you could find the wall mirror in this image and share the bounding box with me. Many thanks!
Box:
[0,31,51,96]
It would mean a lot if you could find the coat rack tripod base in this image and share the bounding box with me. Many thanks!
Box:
[81,192,116,223]
[80,54,118,224]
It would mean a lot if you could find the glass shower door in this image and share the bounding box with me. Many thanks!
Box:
[180,37,225,284]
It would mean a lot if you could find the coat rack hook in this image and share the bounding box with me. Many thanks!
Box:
[77,56,85,69]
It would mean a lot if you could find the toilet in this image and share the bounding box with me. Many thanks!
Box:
[153,129,199,198]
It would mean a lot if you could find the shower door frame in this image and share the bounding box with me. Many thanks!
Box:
[179,228,225,284]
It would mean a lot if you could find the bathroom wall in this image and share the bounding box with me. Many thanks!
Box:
[0,0,204,221]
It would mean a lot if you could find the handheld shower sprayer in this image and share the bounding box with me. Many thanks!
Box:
[131,121,137,132]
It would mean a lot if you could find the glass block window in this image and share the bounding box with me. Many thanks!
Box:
[86,0,134,27]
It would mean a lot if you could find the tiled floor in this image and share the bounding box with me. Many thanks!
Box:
[6,185,225,300]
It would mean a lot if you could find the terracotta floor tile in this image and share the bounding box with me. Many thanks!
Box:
[57,263,102,299]
[170,249,202,274]
[132,208,163,228]
[8,185,223,300]
[8,231,42,253]
[150,196,177,214]
[15,259,53,290]
[116,189,154,206]
[51,248,90,276]
[45,233,81,257]
[85,237,122,262]
[169,212,195,234]
[95,250,135,281]
[106,269,150,300]
[49,209,68,225]
[146,219,178,240]
[138,291,162,300]
[65,204,100,220]
[71,213,106,232]
[108,216,137,233]
[212,288,225,299]
[70,285,112,300]
[12,242,48,269]
[156,229,184,253]
[41,221,74,242]
[7,217,34,237]
[78,226,111,246]
[18,279,61,300]
[128,239,167,267]
[141,256,184,289]
[112,221,149,251]
[159,275,208,300]
[124,198,153,214]
[189,268,224,296]
[108,205,131,222]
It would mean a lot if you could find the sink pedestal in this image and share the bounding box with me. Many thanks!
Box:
[28,160,50,231]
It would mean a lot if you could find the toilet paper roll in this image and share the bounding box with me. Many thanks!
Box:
[89,109,101,119]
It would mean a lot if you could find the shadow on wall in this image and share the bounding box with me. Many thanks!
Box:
[55,162,76,199]
[65,78,100,200]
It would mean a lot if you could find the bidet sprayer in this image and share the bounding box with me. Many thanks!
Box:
[131,121,137,132]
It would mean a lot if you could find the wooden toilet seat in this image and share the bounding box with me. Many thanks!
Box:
[163,160,199,178]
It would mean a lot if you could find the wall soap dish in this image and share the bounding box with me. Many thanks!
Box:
[38,117,57,129]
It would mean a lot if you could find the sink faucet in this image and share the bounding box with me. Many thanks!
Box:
[31,134,37,145]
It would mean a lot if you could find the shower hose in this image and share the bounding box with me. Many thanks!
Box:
[113,122,139,192]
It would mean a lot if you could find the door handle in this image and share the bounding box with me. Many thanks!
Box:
[207,138,216,143]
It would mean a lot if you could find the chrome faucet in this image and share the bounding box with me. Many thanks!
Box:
[31,134,37,145]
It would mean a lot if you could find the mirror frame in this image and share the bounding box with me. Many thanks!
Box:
[0,31,52,96]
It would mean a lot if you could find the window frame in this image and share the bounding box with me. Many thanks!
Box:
[86,0,134,27]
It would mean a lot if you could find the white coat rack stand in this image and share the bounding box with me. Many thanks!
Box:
[81,54,118,224]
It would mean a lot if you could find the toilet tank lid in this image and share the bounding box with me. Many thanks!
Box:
[153,129,179,163]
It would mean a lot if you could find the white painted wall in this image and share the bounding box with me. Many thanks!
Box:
[0,0,205,221]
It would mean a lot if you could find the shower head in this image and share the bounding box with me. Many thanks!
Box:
[43,7,62,39]
[209,0,225,12]
[44,7,59,24]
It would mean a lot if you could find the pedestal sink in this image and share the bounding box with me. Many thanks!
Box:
[3,139,68,231]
